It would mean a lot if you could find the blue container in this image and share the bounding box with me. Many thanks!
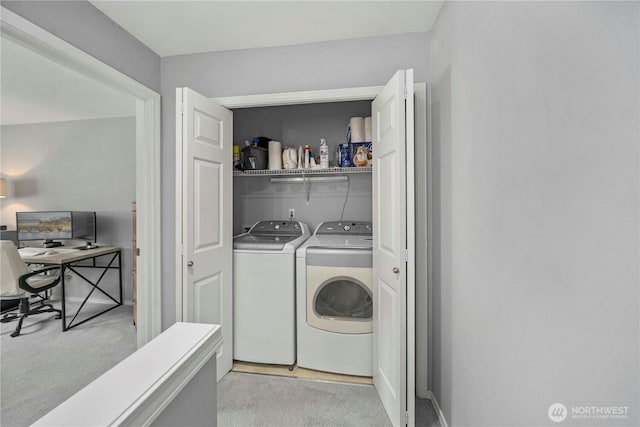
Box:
[338,143,352,167]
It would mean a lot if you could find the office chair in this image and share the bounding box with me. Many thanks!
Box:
[0,240,62,337]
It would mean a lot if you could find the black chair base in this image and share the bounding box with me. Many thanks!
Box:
[1,299,20,313]
[1,299,24,322]
[1,297,62,337]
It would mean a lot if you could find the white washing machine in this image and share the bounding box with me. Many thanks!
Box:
[233,220,310,366]
[296,221,373,376]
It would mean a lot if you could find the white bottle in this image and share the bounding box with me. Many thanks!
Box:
[304,145,310,169]
[319,138,329,169]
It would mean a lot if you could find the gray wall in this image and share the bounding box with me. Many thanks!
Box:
[234,174,372,236]
[2,0,161,93]
[0,117,137,302]
[233,101,373,235]
[151,355,217,427]
[429,2,639,426]
[233,101,371,158]
[161,32,430,329]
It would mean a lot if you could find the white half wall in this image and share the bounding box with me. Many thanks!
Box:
[428,2,639,426]
[0,117,136,302]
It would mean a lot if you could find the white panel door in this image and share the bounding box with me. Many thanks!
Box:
[178,87,233,381]
[372,70,414,427]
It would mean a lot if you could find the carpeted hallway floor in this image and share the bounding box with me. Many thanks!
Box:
[1,300,441,427]
[218,371,441,427]
[219,371,391,426]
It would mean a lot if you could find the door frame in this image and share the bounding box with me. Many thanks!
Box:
[215,84,428,398]
[1,7,162,347]
[176,84,427,423]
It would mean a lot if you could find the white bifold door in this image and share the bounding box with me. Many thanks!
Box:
[176,88,233,381]
[372,69,415,427]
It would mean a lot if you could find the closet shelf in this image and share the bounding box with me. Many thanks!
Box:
[233,166,372,177]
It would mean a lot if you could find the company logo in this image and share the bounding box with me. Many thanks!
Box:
[547,403,630,423]
[548,403,568,423]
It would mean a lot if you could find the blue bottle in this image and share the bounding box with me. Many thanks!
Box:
[338,143,352,167]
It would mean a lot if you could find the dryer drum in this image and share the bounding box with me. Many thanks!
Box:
[314,278,372,320]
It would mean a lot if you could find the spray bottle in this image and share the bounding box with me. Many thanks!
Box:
[319,138,329,168]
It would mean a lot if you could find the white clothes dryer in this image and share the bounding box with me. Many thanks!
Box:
[233,220,310,366]
[296,221,373,377]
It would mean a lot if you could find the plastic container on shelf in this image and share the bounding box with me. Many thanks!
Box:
[240,145,268,170]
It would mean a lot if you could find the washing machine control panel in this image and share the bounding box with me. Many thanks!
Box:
[315,221,372,236]
[250,220,303,235]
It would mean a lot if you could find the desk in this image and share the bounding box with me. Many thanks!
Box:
[20,246,122,331]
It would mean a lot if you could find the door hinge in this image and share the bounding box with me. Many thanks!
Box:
[403,410,409,425]
[177,244,183,256]
[135,248,140,256]
[404,85,408,100]
[404,249,409,262]
[178,102,184,114]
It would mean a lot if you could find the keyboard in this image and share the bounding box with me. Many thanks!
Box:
[18,247,49,256]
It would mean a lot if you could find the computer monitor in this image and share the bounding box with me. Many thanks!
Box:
[16,211,96,247]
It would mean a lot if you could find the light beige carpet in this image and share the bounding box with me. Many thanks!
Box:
[219,371,390,427]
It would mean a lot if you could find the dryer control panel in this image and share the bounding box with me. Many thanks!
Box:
[315,221,372,236]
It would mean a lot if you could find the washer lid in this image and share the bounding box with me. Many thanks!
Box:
[233,234,296,250]
[234,220,310,251]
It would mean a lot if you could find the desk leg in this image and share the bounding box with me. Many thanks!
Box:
[63,251,122,330]
[60,265,68,332]
[118,250,123,305]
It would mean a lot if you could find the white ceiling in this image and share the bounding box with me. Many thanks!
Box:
[90,0,444,57]
[0,36,135,126]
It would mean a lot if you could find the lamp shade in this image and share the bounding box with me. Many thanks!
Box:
[0,178,6,198]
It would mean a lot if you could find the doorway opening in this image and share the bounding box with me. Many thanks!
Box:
[1,6,162,347]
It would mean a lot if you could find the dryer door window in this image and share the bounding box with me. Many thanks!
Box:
[314,277,372,320]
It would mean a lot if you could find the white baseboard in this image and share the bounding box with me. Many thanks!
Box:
[426,391,449,427]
